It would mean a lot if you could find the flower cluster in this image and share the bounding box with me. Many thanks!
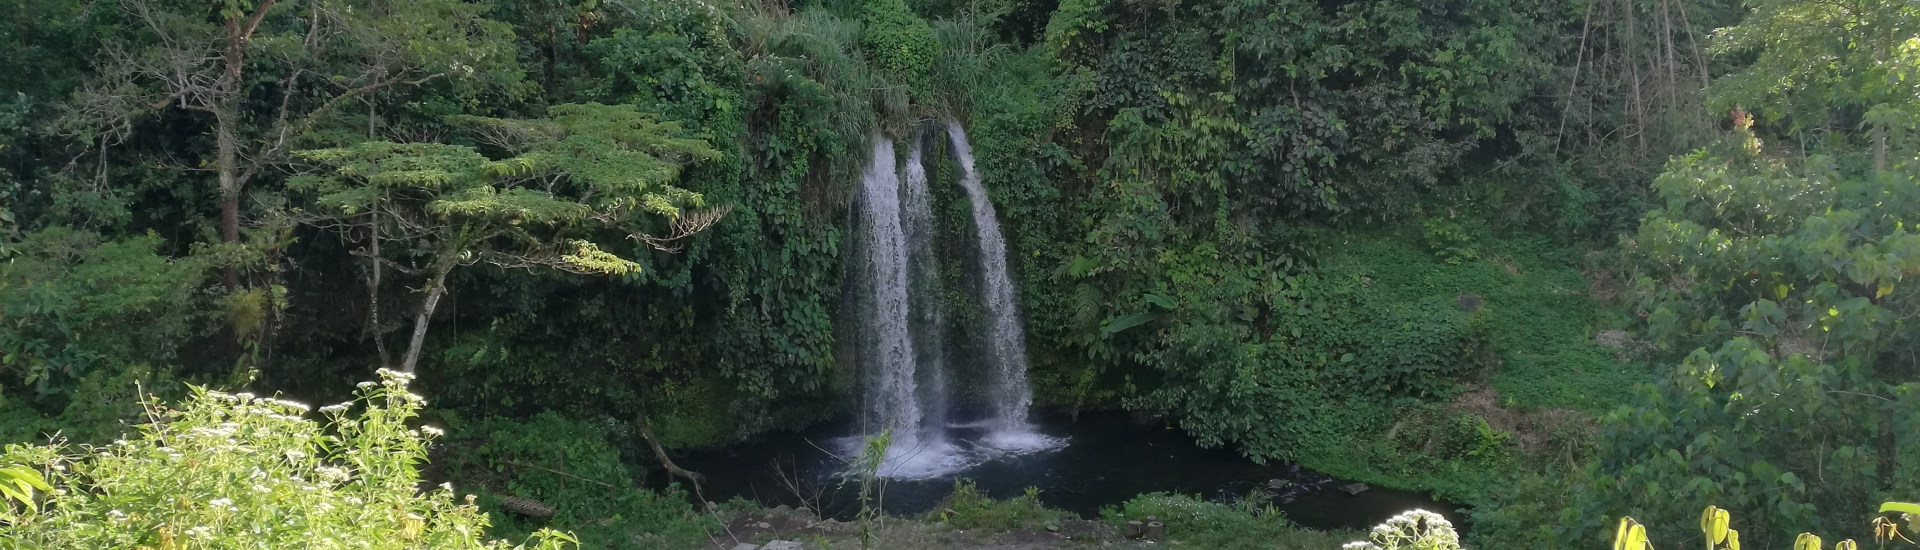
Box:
[1345,509,1461,550]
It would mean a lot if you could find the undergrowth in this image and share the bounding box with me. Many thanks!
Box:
[1277,225,1644,504]
[1101,493,1357,550]
[1322,226,1647,412]
[441,412,715,550]
[923,479,1066,531]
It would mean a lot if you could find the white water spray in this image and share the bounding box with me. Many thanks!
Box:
[848,126,1058,479]
[944,121,1051,451]
[852,134,963,478]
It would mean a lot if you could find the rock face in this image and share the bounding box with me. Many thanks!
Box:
[1338,483,1371,495]
[761,542,805,550]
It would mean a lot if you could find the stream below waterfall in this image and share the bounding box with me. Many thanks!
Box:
[683,409,1464,532]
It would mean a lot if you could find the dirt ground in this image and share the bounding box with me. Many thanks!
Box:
[704,506,1169,550]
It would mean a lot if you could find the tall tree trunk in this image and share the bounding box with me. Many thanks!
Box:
[212,0,274,292]
[400,262,454,373]
[1873,124,1887,173]
[217,111,243,292]
[368,213,391,367]
[1880,406,1896,489]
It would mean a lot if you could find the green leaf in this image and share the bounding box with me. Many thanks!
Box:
[1103,312,1159,335]
[1143,293,1176,309]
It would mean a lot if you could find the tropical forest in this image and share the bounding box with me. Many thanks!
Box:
[0,0,1917,548]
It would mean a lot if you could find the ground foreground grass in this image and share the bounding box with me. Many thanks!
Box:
[701,493,1360,550]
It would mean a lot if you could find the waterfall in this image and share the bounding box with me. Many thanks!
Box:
[900,133,951,440]
[852,134,961,478]
[944,122,1049,449]
[853,136,921,444]
[847,126,1057,479]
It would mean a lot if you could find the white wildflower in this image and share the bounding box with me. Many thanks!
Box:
[316,466,350,483]
[209,498,232,508]
[420,426,445,437]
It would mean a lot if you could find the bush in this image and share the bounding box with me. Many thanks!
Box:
[0,370,575,549]
[443,412,714,550]
[1101,493,1353,550]
[925,480,1064,530]
[859,0,938,89]
[0,228,206,398]
[1343,509,1462,550]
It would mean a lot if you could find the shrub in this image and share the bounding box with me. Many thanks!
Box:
[859,0,938,89]
[1101,493,1352,550]
[1343,509,1462,550]
[0,370,574,549]
[443,412,714,550]
[926,480,1064,530]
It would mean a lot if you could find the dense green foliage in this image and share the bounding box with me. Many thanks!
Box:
[1102,493,1352,549]
[1,0,1916,546]
[440,412,713,549]
[0,371,575,549]
[925,480,1065,531]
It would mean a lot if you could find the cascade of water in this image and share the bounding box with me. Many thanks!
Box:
[852,134,963,478]
[847,127,1056,479]
[854,136,920,444]
[900,133,950,441]
[943,121,1050,450]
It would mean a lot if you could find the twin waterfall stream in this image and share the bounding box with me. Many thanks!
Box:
[849,121,1058,478]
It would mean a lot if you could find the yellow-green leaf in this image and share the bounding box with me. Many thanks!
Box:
[1615,517,1648,550]
[1702,506,1730,545]
[1795,532,1822,550]
[1882,502,1920,516]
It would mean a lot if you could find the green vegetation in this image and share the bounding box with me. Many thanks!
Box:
[0,371,575,549]
[927,480,1066,531]
[0,0,1916,546]
[1103,493,1353,550]
[441,412,714,549]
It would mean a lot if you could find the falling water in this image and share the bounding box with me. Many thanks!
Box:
[852,134,962,478]
[900,133,951,441]
[848,127,1057,479]
[944,121,1050,450]
[854,136,920,443]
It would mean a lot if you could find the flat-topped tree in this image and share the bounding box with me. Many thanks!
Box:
[290,103,723,374]
[73,0,521,293]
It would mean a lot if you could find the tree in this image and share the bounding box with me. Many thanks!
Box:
[1710,0,1920,168]
[289,103,722,373]
[1569,101,1920,550]
[72,0,521,292]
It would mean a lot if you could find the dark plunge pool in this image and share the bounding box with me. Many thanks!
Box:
[680,409,1463,531]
